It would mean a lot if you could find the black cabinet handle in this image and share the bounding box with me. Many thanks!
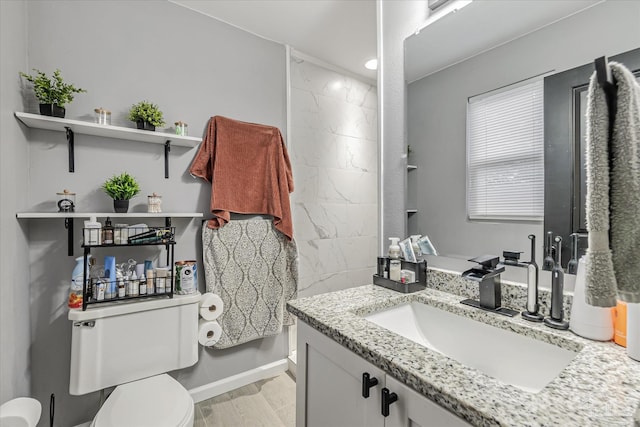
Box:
[362,372,379,398]
[381,387,398,417]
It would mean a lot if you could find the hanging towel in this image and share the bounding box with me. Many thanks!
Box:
[190,116,294,240]
[202,219,298,349]
[585,61,640,306]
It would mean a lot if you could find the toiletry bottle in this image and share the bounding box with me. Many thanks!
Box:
[123,273,130,296]
[117,277,125,298]
[96,279,106,301]
[104,256,117,299]
[146,269,155,295]
[102,217,114,245]
[615,301,627,347]
[84,216,102,245]
[69,255,91,309]
[388,238,401,259]
[139,272,147,295]
[155,268,167,294]
[130,271,139,296]
[389,260,401,281]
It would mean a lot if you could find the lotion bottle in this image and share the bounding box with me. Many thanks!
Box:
[388,237,401,259]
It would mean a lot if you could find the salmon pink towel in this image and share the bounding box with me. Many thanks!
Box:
[190,116,294,240]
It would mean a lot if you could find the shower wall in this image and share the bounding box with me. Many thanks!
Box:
[289,57,378,297]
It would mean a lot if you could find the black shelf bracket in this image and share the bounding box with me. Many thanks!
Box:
[65,127,75,173]
[64,217,74,256]
[164,140,171,179]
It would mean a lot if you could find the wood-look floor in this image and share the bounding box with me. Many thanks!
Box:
[195,372,296,427]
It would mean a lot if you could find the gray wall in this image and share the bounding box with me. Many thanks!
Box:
[377,1,429,254]
[0,0,31,405]
[407,1,640,271]
[21,2,286,426]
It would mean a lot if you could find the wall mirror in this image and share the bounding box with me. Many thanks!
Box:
[404,0,640,272]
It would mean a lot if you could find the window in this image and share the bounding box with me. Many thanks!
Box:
[467,79,544,221]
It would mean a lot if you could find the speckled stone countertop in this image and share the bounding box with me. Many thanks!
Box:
[287,269,640,426]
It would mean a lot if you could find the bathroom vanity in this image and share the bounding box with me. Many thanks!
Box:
[288,270,640,426]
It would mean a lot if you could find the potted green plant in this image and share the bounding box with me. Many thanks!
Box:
[128,101,165,131]
[19,68,86,118]
[102,172,141,213]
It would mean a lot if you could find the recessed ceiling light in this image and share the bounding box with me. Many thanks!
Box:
[364,59,378,70]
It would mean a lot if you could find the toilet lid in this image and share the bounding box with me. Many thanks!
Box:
[93,374,193,427]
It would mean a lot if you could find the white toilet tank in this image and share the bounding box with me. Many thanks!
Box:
[69,293,200,395]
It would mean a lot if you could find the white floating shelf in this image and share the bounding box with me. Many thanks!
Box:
[15,112,201,147]
[16,212,204,219]
[407,164,417,170]
[406,209,418,214]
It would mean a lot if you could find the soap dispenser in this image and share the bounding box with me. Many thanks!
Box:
[388,238,401,259]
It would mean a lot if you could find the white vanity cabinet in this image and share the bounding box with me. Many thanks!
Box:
[297,321,471,427]
[385,376,470,427]
[297,321,385,427]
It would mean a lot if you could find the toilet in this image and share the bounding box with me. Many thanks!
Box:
[0,397,41,427]
[69,293,200,427]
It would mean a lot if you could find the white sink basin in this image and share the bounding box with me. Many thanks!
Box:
[364,302,578,393]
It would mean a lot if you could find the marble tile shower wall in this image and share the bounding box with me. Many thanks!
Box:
[290,57,378,298]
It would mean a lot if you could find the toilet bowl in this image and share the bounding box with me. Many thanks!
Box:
[91,374,194,427]
[0,397,41,427]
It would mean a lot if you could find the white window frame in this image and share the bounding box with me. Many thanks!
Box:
[466,78,544,222]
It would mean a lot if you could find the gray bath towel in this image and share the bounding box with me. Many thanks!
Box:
[202,219,298,349]
[585,61,640,306]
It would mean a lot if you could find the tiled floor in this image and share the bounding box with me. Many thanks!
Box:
[195,372,296,427]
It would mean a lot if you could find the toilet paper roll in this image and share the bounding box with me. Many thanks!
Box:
[199,293,224,321]
[198,319,222,347]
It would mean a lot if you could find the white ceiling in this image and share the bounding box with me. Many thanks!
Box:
[171,0,377,81]
[170,0,603,85]
[405,0,602,82]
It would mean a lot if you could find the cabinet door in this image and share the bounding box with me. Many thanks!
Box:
[297,321,385,427]
[384,376,471,427]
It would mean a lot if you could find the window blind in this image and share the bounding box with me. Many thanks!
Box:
[467,79,544,221]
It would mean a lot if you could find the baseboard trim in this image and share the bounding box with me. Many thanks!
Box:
[287,350,297,379]
[189,359,288,403]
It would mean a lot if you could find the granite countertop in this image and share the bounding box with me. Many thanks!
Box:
[287,271,640,426]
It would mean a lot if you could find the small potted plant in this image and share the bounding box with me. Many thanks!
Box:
[19,68,86,118]
[128,100,165,131]
[102,172,141,213]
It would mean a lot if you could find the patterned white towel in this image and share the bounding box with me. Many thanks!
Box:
[202,219,298,349]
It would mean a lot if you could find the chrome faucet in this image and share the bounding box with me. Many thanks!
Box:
[461,255,517,317]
